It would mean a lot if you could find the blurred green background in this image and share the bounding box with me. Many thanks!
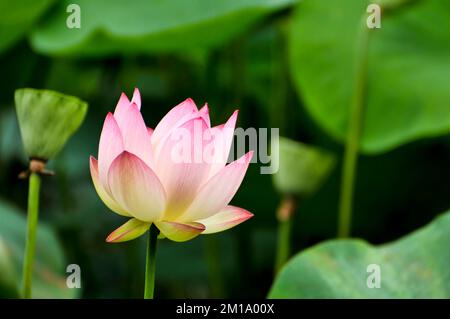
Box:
[0,0,449,298]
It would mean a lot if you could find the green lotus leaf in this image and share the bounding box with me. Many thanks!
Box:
[269,209,450,298]
[30,0,296,56]
[289,0,450,153]
[0,199,78,298]
[0,0,55,53]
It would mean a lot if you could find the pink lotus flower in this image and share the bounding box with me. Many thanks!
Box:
[90,89,253,242]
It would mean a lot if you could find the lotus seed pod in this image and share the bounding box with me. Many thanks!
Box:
[272,137,336,196]
[15,88,88,161]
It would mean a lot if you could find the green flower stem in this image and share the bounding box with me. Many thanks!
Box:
[337,21,371,238]
[144,224,159,299]
[275,196,298,273]
[273,23,295,274]
[275,218,293,273]
[204,237,225,298]
[22,172,41,299]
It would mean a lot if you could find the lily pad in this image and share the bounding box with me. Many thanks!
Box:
[289,0,450,153]
[269,209,450,298]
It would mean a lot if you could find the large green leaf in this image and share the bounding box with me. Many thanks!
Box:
[0,199,78,298]
[289,0,450,153]
[269,209,450,298]
[0,0,55,53]
[30,0,295,57]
